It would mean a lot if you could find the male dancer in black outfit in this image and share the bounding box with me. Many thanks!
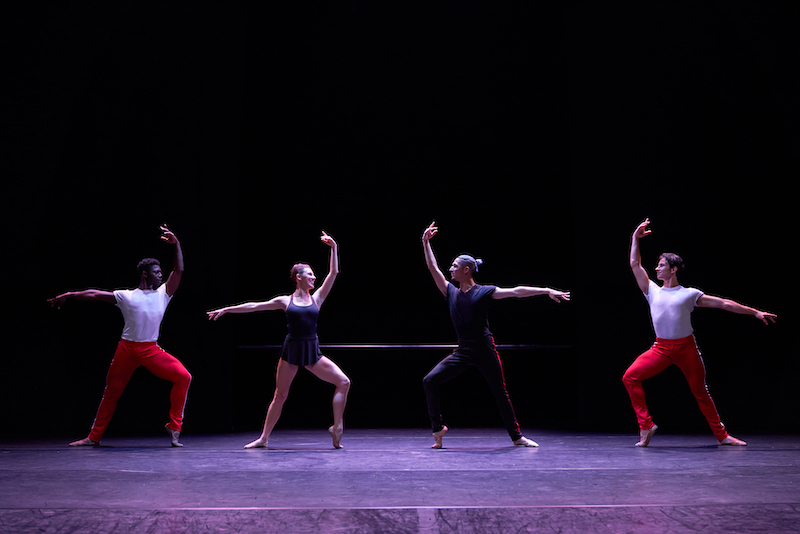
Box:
[421,222,570,448]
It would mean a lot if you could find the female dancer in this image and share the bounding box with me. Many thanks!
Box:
[207,232,350,449]
[624,218,777,447]
[421,222,570,449]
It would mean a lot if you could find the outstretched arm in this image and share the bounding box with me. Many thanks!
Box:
[422,221,449,296]
[160,224,184,296]
[48,289,116,308]
[697,295,777,325]
[313,231,339,307]
[630,218,652,294]
[207,296,290,321]
[492,286,570,302]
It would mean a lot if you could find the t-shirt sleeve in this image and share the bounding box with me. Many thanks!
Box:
[690,287,704,306]
[113,289,127,309]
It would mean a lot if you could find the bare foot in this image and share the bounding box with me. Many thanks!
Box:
[719,435,747,446]
[329,425,344,449]
[431,426,448,449]
[635,424,658,447]
[513,436,539,447]
[244,437,268,449]
[69,437,99,447]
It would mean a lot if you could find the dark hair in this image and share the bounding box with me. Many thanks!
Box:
[290,263,311,287]
[659,253,685,274]
[455,254,483,273]
[137,258,161,275]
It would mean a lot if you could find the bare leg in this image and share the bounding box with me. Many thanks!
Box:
[306,356,350,449]
[245,359,299,449]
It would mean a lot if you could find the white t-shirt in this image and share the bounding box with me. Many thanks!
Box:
[114,284,173,342]
[644,280,704,340]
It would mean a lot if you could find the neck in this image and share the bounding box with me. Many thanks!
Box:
[662,276,680,288]
[293,288,311,298]
[459,279,476,292]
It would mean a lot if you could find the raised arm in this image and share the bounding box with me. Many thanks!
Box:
[492,286,570,302]
[696,295,777,325]
[630,218,652,294]
[313,231,339,307]
[48,289,116,308]
[422,222,449,296]
[206,295,290,321]
[160,224,184,296]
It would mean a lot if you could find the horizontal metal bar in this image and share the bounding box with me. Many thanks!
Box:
[237,344,572,350]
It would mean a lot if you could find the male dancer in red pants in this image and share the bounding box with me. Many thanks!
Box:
[624,218,776,447]
[48,224,191,447]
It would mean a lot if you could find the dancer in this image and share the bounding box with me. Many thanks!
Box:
[207,232,350,449]
[624,218,777,447]
[421,222,570,449]
[48,224,191,447]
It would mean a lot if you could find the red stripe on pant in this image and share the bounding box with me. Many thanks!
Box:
[88,339,192,443]
[622,335,728,441]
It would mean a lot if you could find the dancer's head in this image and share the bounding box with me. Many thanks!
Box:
[448,254,483,283]
[137,258,163,289]
[656,252,684,281]
[290,263,316,290]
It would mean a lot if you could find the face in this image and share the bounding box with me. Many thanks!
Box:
[654,257,676,280]
[296,267,316,289]
[144,264,163,288]
[448,259,468,282]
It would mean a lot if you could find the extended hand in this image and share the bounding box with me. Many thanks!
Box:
[755,311,777,325]
[549,290,570,303]
[207,309,226,321]
[422,221,438,243]
[47,293,68,309]
[160,224,179,245]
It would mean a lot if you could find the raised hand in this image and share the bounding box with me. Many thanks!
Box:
[633,218,652,239]
[320,231,337,248]
[422,221,438,243]
[160,224,179,245]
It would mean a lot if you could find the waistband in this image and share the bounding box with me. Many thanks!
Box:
[654,334,696,346]
[118,338,159,346]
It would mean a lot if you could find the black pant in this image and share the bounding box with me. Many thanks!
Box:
[422,338,522,441]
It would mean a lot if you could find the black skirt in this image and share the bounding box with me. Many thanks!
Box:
[280,335,323,366]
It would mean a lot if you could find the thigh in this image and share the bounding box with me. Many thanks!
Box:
[424,351,470,384]
[140,346,190,382]
[106,343,141,386]
[673,343,707,387]
[305,356,348,385]
[274,358,300,395]
[625,345,673,381]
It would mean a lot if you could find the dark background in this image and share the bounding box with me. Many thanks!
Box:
[3,1,796,439]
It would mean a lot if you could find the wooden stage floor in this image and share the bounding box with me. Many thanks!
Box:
[2,429,799,533]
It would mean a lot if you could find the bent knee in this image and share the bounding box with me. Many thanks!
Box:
[339,376,351,390]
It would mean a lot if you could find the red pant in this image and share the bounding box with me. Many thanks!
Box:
[622,335,728,441]
[88,339,192,442]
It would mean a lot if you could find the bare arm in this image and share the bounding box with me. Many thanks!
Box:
[630,218,652,294]
[313,231,339,307]
[48,289,116,308]
[422,221,449,297]
[206,296,290,321]
[160,224,184,296]
[697,295,777,325]
[492,286,570,302]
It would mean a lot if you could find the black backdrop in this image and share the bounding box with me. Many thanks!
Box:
[3,1,797,439]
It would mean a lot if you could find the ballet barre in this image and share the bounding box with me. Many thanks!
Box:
[238,343,572,350]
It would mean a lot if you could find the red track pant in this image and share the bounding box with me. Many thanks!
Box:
[88,339,192,442]
[622,335,728,441]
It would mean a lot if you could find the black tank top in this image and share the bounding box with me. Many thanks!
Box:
[286,295,319,339]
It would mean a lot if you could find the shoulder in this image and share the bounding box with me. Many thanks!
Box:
[476,284,497,299]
